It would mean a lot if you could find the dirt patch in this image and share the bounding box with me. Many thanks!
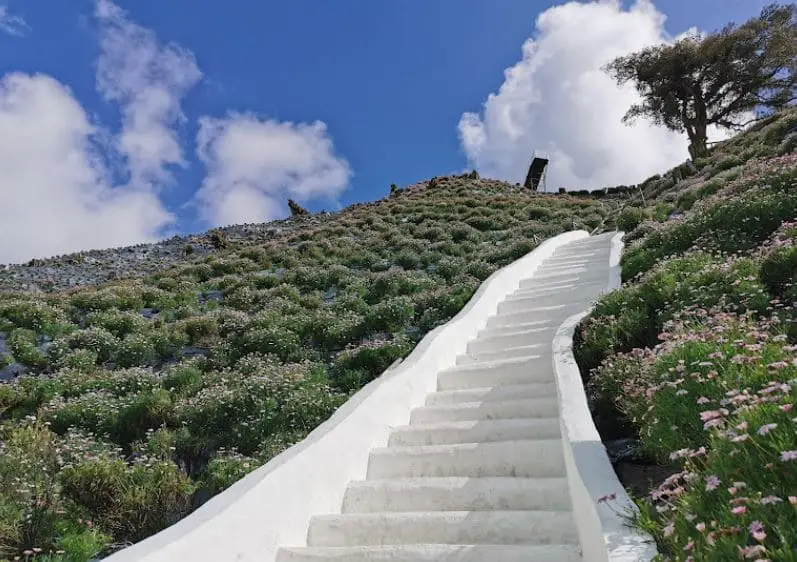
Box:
[614,460,678,499]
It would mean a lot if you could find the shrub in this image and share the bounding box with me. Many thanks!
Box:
[617,207,647,232]
[59,457,194,543]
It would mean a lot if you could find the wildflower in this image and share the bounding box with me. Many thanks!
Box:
[731,506,747,515]
[597,492,616,504]
[780,403,793,412]
[663,522,675,537]
[757,423,777,436]
[760,496,782,505]
[738,544,767,559]
[695,522,706,533]
[696,396,710,405]
[749,521,766,542]
[789,496,797,505]
[705,475,720,491]
[780,450,797,462]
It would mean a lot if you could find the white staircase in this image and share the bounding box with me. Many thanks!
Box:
[276,234,614,562]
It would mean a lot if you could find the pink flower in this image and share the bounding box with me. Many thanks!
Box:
[705,475,720,491]
[597,492,616,504]
[760,495,782,505]
[663,522,675,537]
[757,423,777,436]
[697,396,710,405]
[695,522,706,533]
[780,404,793,412]
[749,521,766,542]
[780,450,797,462]
[738,544,767,559]
[731,506,747,515]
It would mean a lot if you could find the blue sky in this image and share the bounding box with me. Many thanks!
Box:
[0,0,766,262]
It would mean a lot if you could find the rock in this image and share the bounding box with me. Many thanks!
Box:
[0,362,26,382]
[140,308,161,319]
[604,438,643,464]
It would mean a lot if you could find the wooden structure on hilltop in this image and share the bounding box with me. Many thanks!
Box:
[523,151,550,192]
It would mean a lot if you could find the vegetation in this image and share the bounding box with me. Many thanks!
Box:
[605,3,796,159]
[0,174,613,560]
[575,107,797,560]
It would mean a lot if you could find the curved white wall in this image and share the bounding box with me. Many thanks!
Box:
[552,232,658,561]
[105,230,590,562]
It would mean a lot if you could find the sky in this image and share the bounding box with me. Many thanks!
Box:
[0,0,769,263]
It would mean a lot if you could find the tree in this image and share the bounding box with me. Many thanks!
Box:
[604,3,796,159]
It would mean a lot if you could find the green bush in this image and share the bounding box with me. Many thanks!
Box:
[59,458,194,543]
[616,207,647,232]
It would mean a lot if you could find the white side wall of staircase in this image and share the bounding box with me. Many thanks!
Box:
[105,230,657,562]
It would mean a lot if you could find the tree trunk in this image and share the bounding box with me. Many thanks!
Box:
[687,122,709,160]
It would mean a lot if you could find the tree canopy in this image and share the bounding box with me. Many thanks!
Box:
[604,3,796,159]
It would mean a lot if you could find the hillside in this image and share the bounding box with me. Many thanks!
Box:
[573,107,797,561]
[0,173,614,559]
[0,104,794,560]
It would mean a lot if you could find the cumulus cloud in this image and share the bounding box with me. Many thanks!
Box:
[0,0,206,263]
[194,114,351,227]
[458,0,732,191]
[0,73,173,264]
[0,5,28,36]
[95,0,202,187]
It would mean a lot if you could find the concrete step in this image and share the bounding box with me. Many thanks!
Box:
[497,299,576,316]
[276,544,583,562]
[485,310,565,329]
[306,510,580,547]
[388,418,561,446]
[437,357,552,390]
[467,330,548,353]
[410,399,559,424]
[510,281,605,299]
[457,343,547,365]
[341,477,573,513]
[482,320,554,336]
[367,440,566,479]
[424,383,557,405]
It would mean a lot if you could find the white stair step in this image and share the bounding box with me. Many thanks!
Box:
[276,544,582,562]
[483,320,554,336]
[367,440,566,479]
[388,418,561,446]
[425,383,557,405]
[306,510,580,547]
[497,299,576,316]
[410,399,558,424]
[437,357,551,390]
[341,477,573,513]
[510,281,605,299]
[457,344,547,365]
[485,307,575,328]
[467,330,548,353]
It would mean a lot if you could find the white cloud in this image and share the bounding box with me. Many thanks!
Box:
[458,0,732,191]
[0,5,28,36]
[194,114,351,227]
[0,0,205,263]
[95,0,202,187]
[0,73,173,263]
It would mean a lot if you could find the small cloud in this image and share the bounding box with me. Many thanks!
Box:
[458,0,733,191]
[194,113,351,227]
[95,0,202,188]
[0,5,29,36]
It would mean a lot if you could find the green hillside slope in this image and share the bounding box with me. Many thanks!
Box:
[0,174,613,559]
[574,107,797,561]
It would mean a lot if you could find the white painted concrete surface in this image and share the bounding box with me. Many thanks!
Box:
[106,230,658,562]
